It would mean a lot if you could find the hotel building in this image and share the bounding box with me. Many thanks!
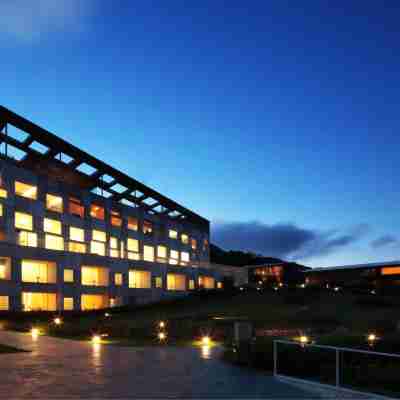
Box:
[0,106,221,312]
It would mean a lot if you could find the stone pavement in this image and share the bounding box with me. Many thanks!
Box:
[0,329,321,399]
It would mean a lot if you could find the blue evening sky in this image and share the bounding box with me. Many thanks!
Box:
[1,1,399,267]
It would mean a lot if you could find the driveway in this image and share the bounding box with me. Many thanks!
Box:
[0,330,318,398]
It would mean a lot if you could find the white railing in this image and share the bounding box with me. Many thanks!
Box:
[273,339,400,398]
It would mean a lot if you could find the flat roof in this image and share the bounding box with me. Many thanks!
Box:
[307,260,400,273]
[0,106,208,229]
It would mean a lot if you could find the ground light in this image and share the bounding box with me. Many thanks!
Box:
[367,333,378,346]
[201,336,211,346]
[53,317,62,325]
[159,321,165,329]
[31,327,40,339]
[158,332,166,342]
[91,335,101,345]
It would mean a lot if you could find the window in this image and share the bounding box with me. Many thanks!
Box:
[18,231,38,247]
[90,241,105,256]
[143,220,153,235]
[217,282,223,289]
[64,269,74,283]
[0,204,3,217]
[81,266,109,286]
[70,227,84,242]
[68,242,86,253]
[143,245,154,262]
[191,238,197,250]
[90,204,104,220]
[129,270,151,288]
[189,279,195,290]
[169,250,179,265]
[127,216,138,231]
[46,194,63,213]
[15,181,37,200]
[0,188,7,199]
[111,210,122,227]
[92,230,106,242]
[157,245,167,262]
[69,197,84,218]
[63,297,74,311]
[167,274,186,291]
[169,229,178,239]
[203,238,209,250]
[0,258,11,280]
[0,296,9,310]
[200,276,215,289]
[181,234,189,244]
[21,260,56,284]
[382,267,400,275]
[120,241,125,259]
[110,237,119,258]
[45,234,64,251]
[127,238,140,259]
[15,211,33,230]
[81,294,109,310]
[0,230,5,241]
[115,272,123,286]
[22,292,57,311]
[155,276,163,288]
[181,252,190,264]
[44,218,62,235]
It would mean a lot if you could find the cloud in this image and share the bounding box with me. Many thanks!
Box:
[211,220,369,261]
[0,0,93,41]
[370,235,398,249]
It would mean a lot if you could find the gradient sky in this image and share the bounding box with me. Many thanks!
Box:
[1,1,400,267]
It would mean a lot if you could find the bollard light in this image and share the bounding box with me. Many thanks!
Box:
[91,335,101,344]
[158,332,166,341]
[299,335,309,345]
[159,321,165,329]
[201,336,211,346]
[367,333,377,346]
[53,317,62,325]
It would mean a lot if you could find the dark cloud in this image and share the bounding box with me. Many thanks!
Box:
[211,221,369,261]
[370,235,398,248]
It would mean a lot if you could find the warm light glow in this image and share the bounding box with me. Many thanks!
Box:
[202,336,211,346]
[368,333,377,342]
[15,181,37,200]
[129,270,151,288]
[31,327,40,339]
[299,335,309,344]
[91,335,101,344]
[105,312,110,317]
[159,321,165,328]
[300,283,306,288]
[54,317,62,325]
[158,332,166,341]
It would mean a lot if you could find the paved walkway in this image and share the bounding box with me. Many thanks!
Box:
[0,330,320,399]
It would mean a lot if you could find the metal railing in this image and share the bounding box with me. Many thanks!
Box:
[273,339,400,398]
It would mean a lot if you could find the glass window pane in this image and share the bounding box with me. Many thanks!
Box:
[15,181,37,200]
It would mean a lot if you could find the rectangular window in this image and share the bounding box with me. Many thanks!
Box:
[155,276,163,289]
[15,181,37,200]
[115,272,123,286]
[0,188,7,199]
[69,197,84,218]
[169,250,179,265]
[68,241,86,253]
[90,204,104,220]
[70,226,84,242]
[110,237,119,258]
[22,292,57,311]
[181,233,189,244]
[18,231,38,247]
[64,269,74,283]
[46,194,63,213]
[81,266,109,286]
[120,241,125,259]
[81,294,109,310]
[90,241,105,256]
[143,220,153,235]
[203,238,209,250]
[0,258,11,280]
[0,296,9,310]
[45,234,64,251]
[127,251,140,260]
[381,267,400,275]
[0,204,3,217]
[181,251,190,264]
[169,229,178,239]
[63,297,74,311]
[143,245,154,262]
[167,273,186,291]
[191,238,197,250]
[92,229,106,242]
[15,211,33,230]
[157,245,167,262]
[129,270,151,288]
[200,276,215,289]
[127,238,139,252]
[189,279,195,290]
[217,282,223,289]
[44,218,62,235]
[21,260,57,284]
[111,210,122,227]
[127,216,138,231]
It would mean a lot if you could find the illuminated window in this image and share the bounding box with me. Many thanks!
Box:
[81,266,109,286]
[143,245,154,262]
[0,296,9,310]
[45,234,64,251]
[22,292,57,311]
[155,276,163,288]
[63,297,74,311]
[115,272,123,286]
[0,258,11,280]
[127,238,140,259]
[111,210,122,227]
[70,226,84,242]
[93,230,106,242]
[120,240,125,259]
[189,279,195,290]
[127,216,138,231]
[157,245,167,262]
[18,231,37,247]
[110,297,123,307]
[129,270,151,288]
[169,230,178,239]
[143,220,153,235]
[169,250,179,265]
[21,260,56,284]
[167,273,186,291]
[191,238,197,250]
[46,194,63,213]
[68,241,86,253]
[217,282,223,289]
[203,238,209,250]
[81,294,109,310]
[90,204,104,220]
[90,241,105,256]
[15,181,37,200]
[110,237,119,258]
[0,188,7,199]
[382,267,400,275]
[69,197,84,218]
[64,269,74,283]
[0,204,3,217]
[181,252,190,264]
[15,211,33,230]
[181,234,189,244]
[44,218,62,235]
[0,230,5,241]
[200,276,215,289]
